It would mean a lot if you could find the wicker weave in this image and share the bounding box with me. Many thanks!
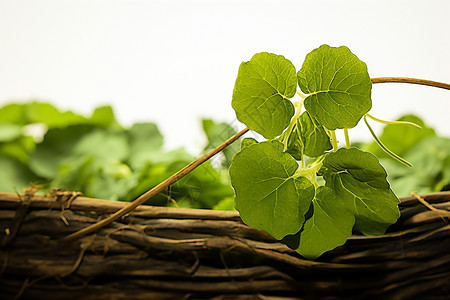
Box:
[1,191,449,299]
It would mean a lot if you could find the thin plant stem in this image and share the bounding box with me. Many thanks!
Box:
[366,113,422,129]
[344,128,350,149]
[363,115,412,167]
[296,90,307,99]
[60,127,249,241]
[282,101,303,151]
[330,130,338,151]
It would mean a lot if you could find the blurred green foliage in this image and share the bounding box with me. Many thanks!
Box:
[0,102,238,210]
[360,114,450,197]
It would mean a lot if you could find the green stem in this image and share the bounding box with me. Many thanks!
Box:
[295,159,323,178]
[282,101,303,151]
[330,130,338,151]
[344,128,350,149]
[363,115,413,167]
[296,90,307,100]
[365,113,422,129]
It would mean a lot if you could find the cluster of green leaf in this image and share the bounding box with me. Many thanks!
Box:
[360,114,450,197]
[229,45,403,259]
[0,102,236,209]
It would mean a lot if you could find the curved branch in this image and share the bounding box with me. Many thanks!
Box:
[371,77,450,90]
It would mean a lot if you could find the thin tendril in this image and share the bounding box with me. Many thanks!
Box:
[364,115,413,167]
[365,113,422,129]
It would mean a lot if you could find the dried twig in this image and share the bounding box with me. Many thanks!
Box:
[411,191,450,222]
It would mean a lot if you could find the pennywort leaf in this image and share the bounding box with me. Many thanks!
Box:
[240,137,258,149]
[283,186,355,260]
[297,45,372,130]
[230,141,315,240]
[232,53,297,139]
[280,111,332,160]
[299,111,332,157]
[320,148,400,235]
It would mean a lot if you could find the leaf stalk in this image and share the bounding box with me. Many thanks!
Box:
[344,128,350,149]
[330,131,338,152]
[282,101,303,151]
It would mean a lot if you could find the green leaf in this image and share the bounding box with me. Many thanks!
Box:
[89,105,121,129]
[0,156,39,193]
[299,112,332,157]
[232,52,297,139]
[29,125,95,178]
[381,136,450,196]
[127,123,164,169]
[128,157,233,208]
[298,45,372,130]
[442,157,450,191]
[73,129,129,162]
[282,112,332,159]
[321,148,400,235]
[0,124,23,142]
[174,162,234,208]
[240,137,258,149]
[230,141,315,239]
[30,125,128,180]
[404,136,450,179]
[279,119,303,160]
[212,197,236,211]
[25,102,87,128]
[0,136,35,164]
[366,114,436,159]
[52,155,137,200]
[0,103,27,125]
[202,119,239,168]
[282,186,355,260]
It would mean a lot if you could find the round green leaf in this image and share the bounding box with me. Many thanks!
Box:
[321,148,400,235]
[285,186,355,260]
[232,52,297,139]
[298,45,372,130]
[240,137,258,149]
[230,141,315,240]
[279,111,332,160]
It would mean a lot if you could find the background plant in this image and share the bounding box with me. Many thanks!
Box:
[0,101,236,210]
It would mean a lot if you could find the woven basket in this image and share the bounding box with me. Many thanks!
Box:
[1,190,449,299]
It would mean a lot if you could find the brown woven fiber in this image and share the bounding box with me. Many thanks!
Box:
[1,191,449,299]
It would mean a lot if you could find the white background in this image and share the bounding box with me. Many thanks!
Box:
[0,0,449,154]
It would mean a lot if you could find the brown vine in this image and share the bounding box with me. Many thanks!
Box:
[371,77,450,90]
